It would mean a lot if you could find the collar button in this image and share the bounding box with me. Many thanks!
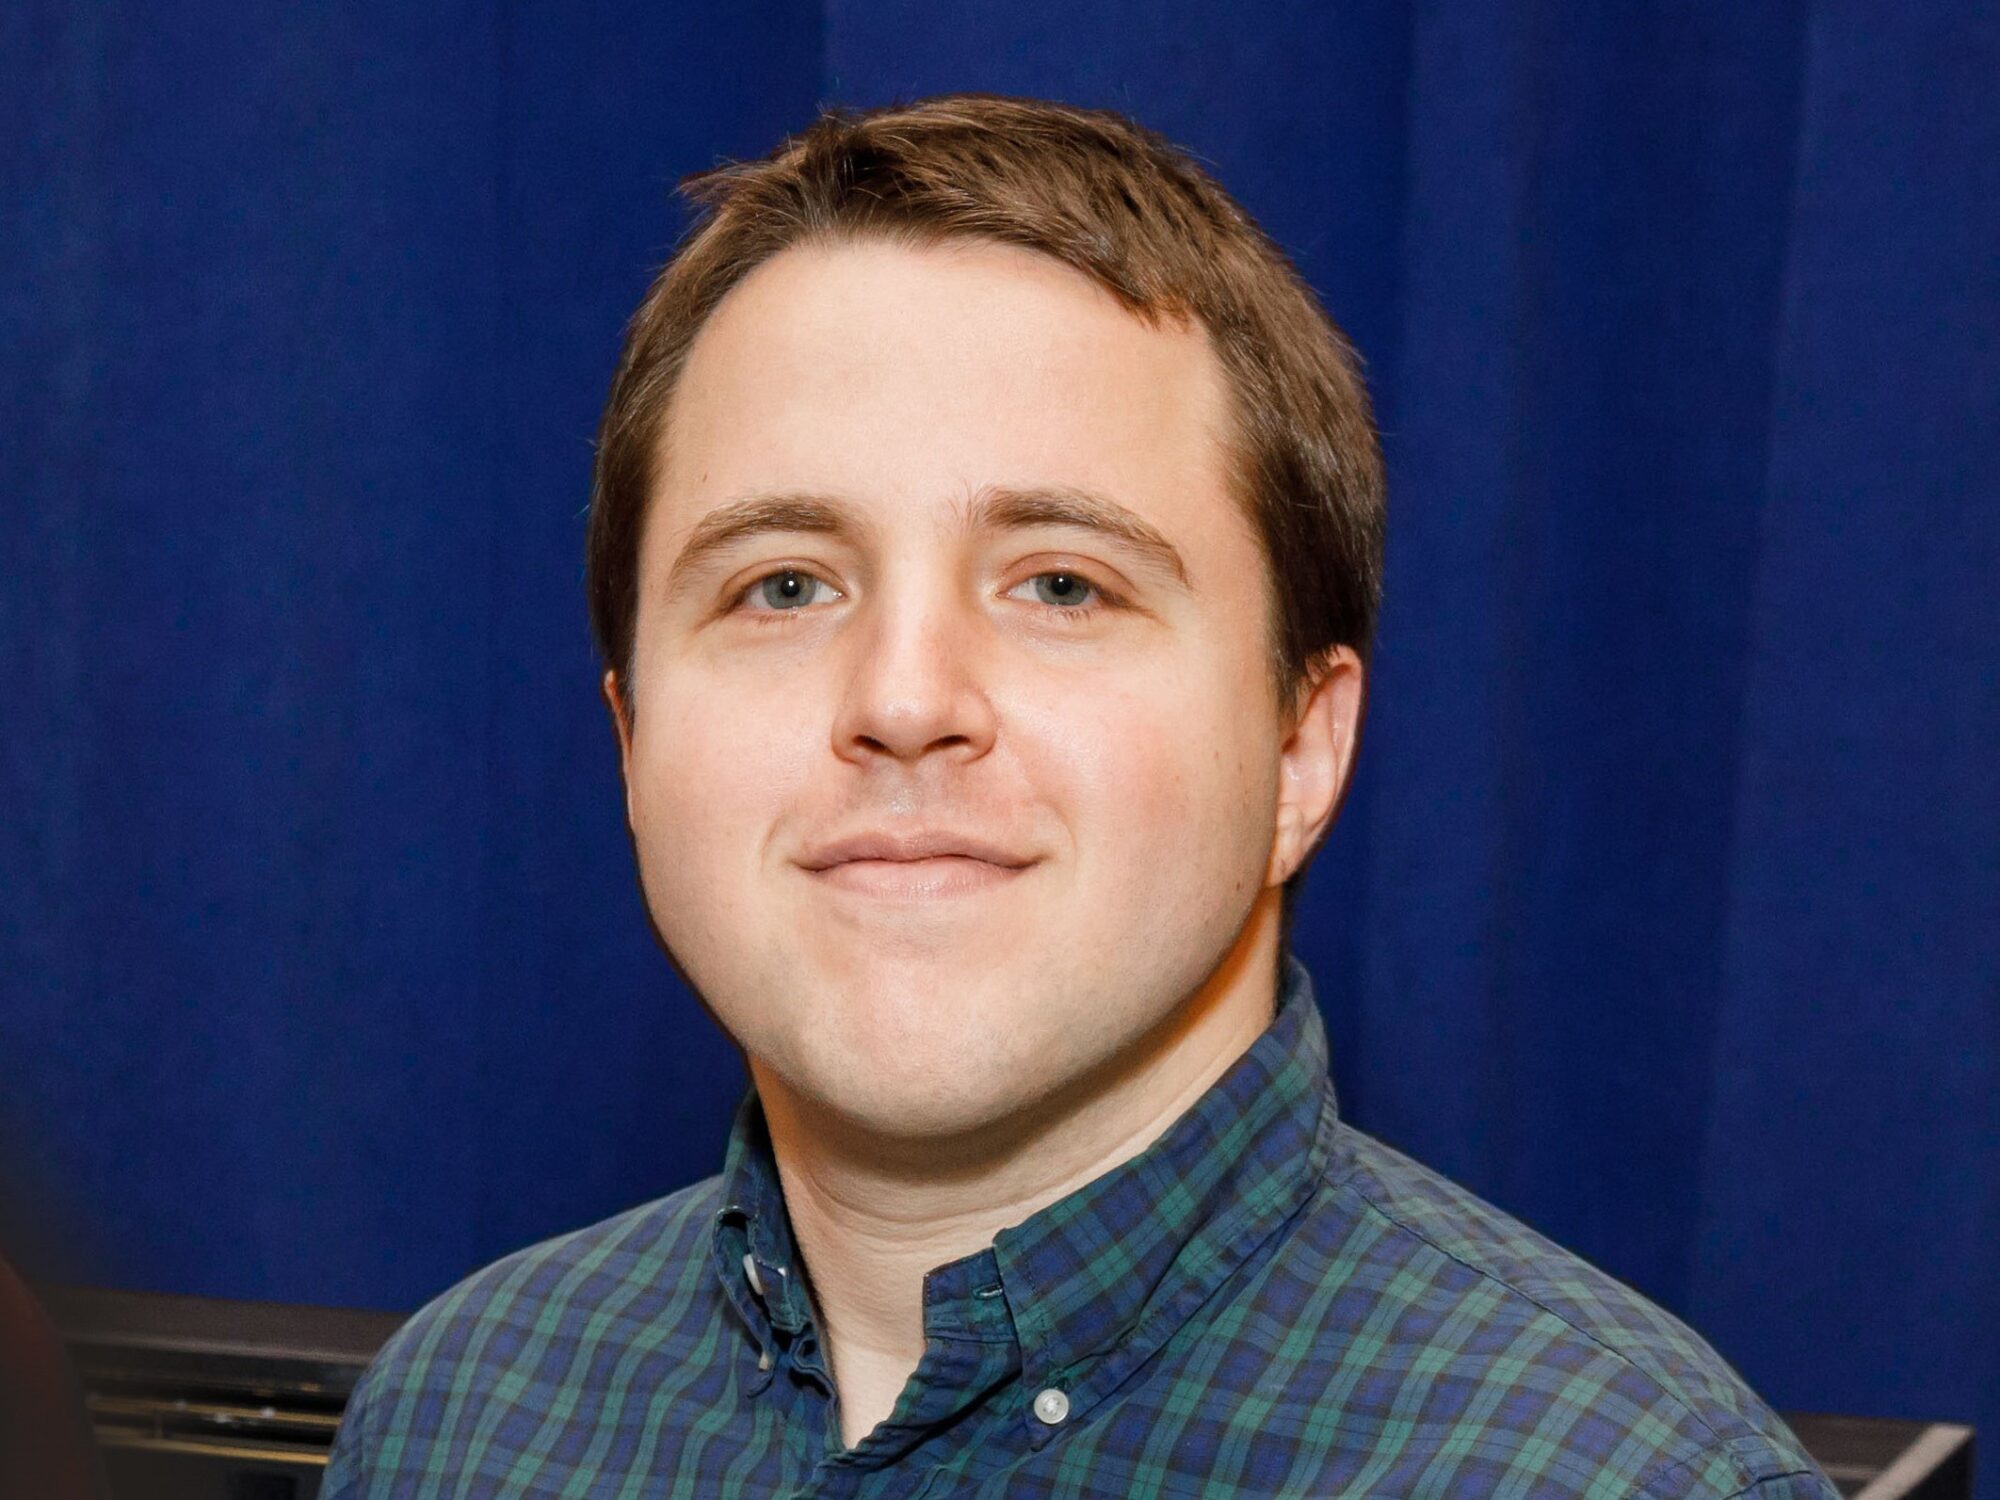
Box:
[1031,1387,1071,1426]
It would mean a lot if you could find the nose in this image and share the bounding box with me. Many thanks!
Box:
[830,575,998,768]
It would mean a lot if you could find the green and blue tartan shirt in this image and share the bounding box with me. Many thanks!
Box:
[324,956,1835,1498]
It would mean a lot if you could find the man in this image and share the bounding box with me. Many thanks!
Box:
[325,96,1835,1497]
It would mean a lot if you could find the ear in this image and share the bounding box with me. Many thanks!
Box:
[602,670,637,829]
[1267,646,1365,887]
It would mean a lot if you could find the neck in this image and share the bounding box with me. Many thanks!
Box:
[754,900,1284,1447]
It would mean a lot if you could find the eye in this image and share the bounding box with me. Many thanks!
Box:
[737,568,840,614]
[1008,570,1112,614]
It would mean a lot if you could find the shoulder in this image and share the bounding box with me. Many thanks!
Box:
[364,1172,725,1399]
[322,1176,726,1497]
[1269,1121,1834,1498]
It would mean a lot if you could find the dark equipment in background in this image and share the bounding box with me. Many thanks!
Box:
[40,1287,404,1500]
[36,1287,1976,1500]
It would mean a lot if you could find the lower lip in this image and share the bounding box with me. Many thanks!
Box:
[811,856,1027,899]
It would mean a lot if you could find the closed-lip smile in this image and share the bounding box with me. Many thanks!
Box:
[797,831,1037,898]
[796,830,1035,871]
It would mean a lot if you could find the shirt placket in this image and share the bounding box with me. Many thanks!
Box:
[774,1249,1023,1499]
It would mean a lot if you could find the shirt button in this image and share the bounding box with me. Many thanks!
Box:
[742,1253,766,1298]
[1032,1387,1071,1426]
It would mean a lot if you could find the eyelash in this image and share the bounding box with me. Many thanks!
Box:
[728,567,1122,622]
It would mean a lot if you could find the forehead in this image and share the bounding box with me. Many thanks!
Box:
[649,235,1248,563]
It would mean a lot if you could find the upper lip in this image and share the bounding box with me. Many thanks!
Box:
[797,830,1035,871]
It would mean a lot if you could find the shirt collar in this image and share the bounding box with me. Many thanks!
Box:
[711,952,1341,1420]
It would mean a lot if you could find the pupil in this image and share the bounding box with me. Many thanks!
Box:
[1042,572,1084,605]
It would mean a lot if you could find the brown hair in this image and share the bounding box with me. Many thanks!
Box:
[587,94,1385,922]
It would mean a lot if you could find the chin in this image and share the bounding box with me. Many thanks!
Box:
[829,1086,1015,1147]
[782,1029,1067,1146]
[719,950,1136,1141]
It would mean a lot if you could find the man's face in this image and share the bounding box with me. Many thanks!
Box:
[615,237,1330,1145]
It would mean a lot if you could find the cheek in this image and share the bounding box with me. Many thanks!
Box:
[1027,667,1276,892]
[626,675,815,910]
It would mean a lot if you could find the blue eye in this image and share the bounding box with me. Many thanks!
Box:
[746,569,831,611]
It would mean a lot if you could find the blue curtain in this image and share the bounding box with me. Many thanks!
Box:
[4,0,1992,1479]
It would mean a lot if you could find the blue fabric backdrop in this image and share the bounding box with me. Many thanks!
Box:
[4,0,1993,1478]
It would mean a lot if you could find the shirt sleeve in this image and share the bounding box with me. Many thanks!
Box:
[1721,1476,1843,1500]
[319,1355,384,1500]
[1637,1432,1843,1499]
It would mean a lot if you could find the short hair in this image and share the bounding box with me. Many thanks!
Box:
[587,94,1385,929]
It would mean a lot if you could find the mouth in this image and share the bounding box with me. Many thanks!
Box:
[810,854,1029,899]
[796,831,1037,900]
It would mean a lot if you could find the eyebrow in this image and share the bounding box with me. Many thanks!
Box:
[968,485,1191,588]
[663,483,1192,597]
[664,495,854,596]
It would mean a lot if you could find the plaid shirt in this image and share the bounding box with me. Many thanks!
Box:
[324,956,1835,1498]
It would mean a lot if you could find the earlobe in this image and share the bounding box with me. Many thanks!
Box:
[602,670,637,827]
[1268,648,1365,886]
[601,671,633,762]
